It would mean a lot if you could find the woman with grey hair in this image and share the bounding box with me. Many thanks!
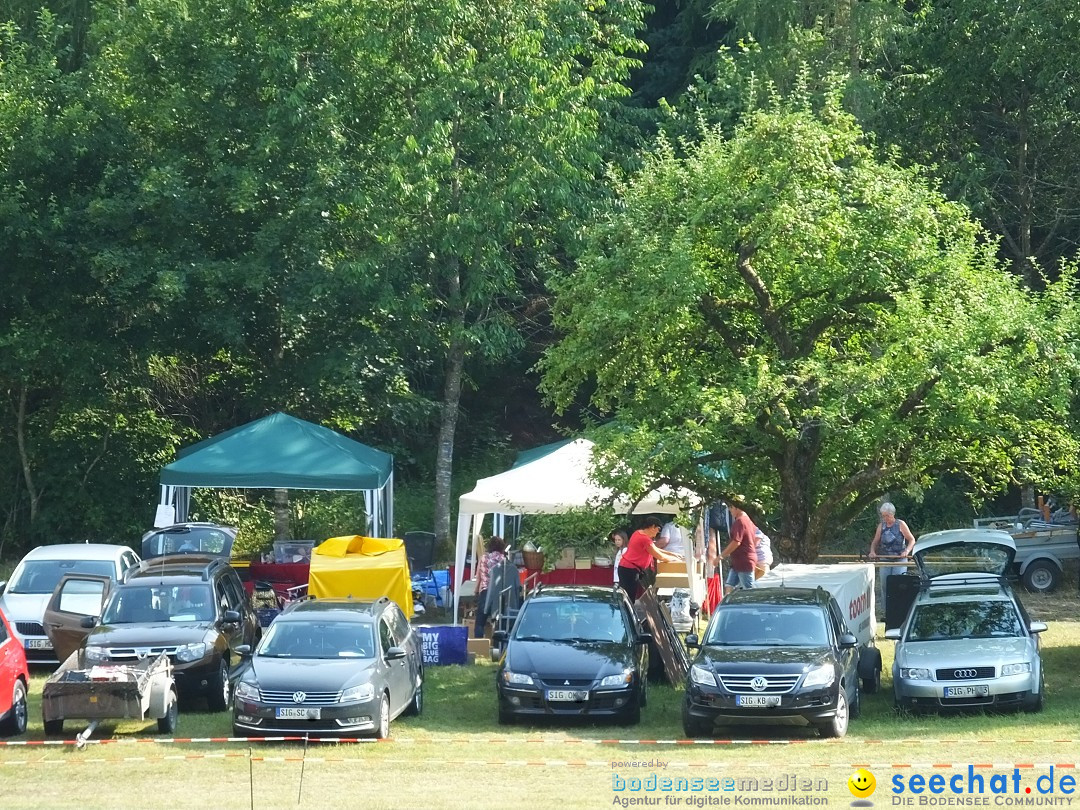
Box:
[867,502,916,621]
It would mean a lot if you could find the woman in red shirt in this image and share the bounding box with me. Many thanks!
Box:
[617,517,682,601]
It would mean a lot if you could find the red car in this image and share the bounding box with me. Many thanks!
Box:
[0,605,30,736]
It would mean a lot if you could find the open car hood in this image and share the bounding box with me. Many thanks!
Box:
[913,529,1016,578]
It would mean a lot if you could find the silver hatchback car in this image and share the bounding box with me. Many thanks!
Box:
[885,529,1046,714]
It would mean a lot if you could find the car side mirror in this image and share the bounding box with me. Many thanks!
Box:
[236,644,252,657]
[838,633,858,649]
[1029,621,1048,634]
[636,632,653,645]
[385,646,407,661]
[684,633,699,649]
[222,609,241,623]
[884,628,901,641]
[492,630,508,644]
[80,615,97,629]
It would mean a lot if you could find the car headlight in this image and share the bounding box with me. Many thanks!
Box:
[341,683,375,702]
[599,670,633,688]
[234,680,261,701]
[802,663,835,688]
[899,667,932,680]
[502,670,535,686]
[689,664,717,687]
[174,642,208,663]
[1001,662,1032,676]
[84,646,108,663]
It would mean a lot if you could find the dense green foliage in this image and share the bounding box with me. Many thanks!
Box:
[1,0,1078,558]
[541,104,1080,561]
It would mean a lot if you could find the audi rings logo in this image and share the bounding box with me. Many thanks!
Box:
[292,691,307,703]
[953,669,978,679]
[750,676,768,692]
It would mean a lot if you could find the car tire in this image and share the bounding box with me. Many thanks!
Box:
[157,689,178,734]
[207,658,230,712]
[1021,560,1061,594]
[403,679,423,717]
[815,688,849,738]
[849,683,862,720]
[619,697,641,726]
[373,693,390,739]
[43,718,64,736]
[681,702,712,739]
[0,679,28,737]
[861,666,881,695]
[497,702,515,726]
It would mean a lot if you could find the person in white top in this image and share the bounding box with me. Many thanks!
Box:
[657,520,686,558]
[610,529,628,584]
[754,529,773,578]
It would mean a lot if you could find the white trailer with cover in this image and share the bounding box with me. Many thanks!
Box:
[756,563,882,692]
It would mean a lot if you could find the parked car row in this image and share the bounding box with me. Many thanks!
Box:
[0,528,1049,742]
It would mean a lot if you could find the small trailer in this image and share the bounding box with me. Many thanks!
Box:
[756,563,882,692]
[973,512,1079,593]
[42,651,178,745]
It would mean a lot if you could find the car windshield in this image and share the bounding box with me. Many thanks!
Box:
[145,527,231,557]
[258,620,375,659]
[102,585,215,624]
[7,559,116,594]
[513,600,629,643]
[907,601,1024,641]
[705,606,829,646]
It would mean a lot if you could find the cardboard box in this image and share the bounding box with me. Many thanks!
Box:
[467,637,491,658]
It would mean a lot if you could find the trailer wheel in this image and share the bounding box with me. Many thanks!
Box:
[43,719,64,736]
[157,688,178,734]
[1021,560,1061,593]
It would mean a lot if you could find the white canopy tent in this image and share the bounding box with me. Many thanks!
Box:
[453,438,691,623]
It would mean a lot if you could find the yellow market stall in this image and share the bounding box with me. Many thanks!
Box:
[308,535,414,617]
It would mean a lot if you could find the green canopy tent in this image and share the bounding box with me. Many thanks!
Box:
[157,412,394,537]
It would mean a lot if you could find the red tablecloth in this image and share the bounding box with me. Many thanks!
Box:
[527,566,615,587]
[448,565,614,591]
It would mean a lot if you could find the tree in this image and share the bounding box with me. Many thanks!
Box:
[873,0,1080,288]
[541,105,1080,561]
[350,0,647,545]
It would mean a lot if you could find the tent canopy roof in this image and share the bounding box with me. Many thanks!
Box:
[160,412,392,490]
[458,437,686,516]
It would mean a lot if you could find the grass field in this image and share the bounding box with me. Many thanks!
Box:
[3,588,1078,810]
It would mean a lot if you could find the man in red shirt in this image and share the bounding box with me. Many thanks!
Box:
[718,505,758,595]
[616,517,682,601]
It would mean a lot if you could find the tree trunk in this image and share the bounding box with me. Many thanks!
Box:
[777,445,816,563]
[273,488,290,542]
[433,257,466,548]
[14,385,41,525]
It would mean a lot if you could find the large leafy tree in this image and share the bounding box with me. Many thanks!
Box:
[541,105,1080,561]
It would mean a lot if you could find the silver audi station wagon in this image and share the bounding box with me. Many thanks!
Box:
[886,529,1046,714]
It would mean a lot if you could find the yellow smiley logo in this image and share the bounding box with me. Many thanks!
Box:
[848,768,877,798]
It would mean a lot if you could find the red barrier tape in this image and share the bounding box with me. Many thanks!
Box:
[1,736,1079,748]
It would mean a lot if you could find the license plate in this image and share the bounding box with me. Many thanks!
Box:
[546,689,587,702]
[275,707,321,719]
[26,638,52,650]
[944,685,989,698]
[736,694,781,707]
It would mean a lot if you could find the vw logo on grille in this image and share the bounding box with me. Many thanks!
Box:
[135,648,150,659]
[750,676,768,692]
[292,692,307,704]
[953,669,978,679]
